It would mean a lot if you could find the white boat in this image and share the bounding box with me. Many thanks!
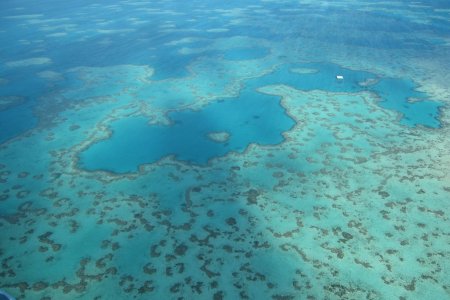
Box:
[336,75,344,80]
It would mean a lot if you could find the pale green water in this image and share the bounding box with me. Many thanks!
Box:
[0,0,449,299]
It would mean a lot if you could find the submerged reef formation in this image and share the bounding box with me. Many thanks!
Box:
[207,131,231,143]
[0,0,449,299]
[0,96,24,111]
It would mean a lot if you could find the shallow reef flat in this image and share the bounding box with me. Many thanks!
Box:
[0,0,449,299]
[1,82,449,299]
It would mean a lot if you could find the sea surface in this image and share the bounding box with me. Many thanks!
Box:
[0,0,449,299]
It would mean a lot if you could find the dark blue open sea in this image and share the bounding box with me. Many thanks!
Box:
[0,0,449,299]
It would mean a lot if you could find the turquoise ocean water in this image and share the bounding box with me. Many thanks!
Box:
[0,0,449,299]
